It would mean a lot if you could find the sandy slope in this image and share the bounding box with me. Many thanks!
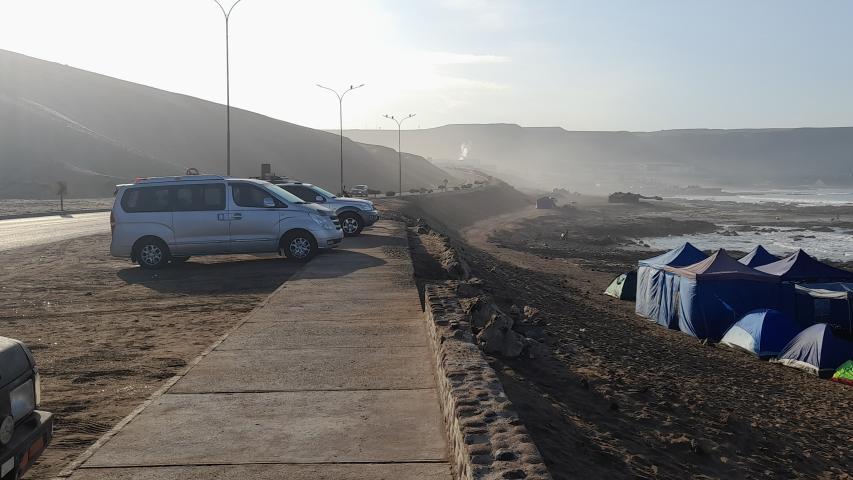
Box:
[385,187,853,480]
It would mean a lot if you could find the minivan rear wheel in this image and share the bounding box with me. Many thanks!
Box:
[339,213,364,236]
[134,237,170,269]
[281,231,318,262]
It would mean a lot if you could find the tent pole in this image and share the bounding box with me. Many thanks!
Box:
[847,292,852,334]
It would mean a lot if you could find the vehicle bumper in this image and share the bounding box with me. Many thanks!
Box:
[0,411,53,479]
[359,210,380,227]
[313,228,344,249]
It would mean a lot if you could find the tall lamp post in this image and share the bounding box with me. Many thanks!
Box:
[382,114,416,195]
[317,83,365,195]
[213,0,244,176]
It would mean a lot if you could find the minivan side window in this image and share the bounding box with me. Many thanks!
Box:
[284,185,318,202]
[231,183,278,208]
[122,187,172,213]
[174,184,226,211]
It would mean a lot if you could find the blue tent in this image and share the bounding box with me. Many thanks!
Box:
[666,250,781,341]
[793,283,853,333]
[756,249,853,282]
[775,323,853,377]
[738,245,779,268]
[720,309,801,358]
[635,243,707,328]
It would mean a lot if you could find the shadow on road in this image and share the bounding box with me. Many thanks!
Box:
[344,232,408,249]
[117,250,386,294]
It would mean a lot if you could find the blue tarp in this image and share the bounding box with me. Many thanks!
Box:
[776,323,853,377]
[636,243,707,327]
[720,309,801,358]
[666,250,781,341]
[738,245,779,268]
[756,249,853,282]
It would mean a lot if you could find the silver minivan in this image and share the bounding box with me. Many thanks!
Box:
[110,175,343,268]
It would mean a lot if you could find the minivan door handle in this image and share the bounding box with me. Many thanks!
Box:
[232,213,242,220]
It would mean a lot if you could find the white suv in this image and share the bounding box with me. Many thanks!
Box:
[110,175,343,268]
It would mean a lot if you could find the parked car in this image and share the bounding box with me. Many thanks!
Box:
[277,182,379,236]
[350,185,369,197]
[0,336,52,479]
[111,175,343,268]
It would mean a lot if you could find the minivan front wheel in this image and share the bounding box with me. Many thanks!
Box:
[281,231,318,262]
[339,213,364,236]
[134,237,170,269]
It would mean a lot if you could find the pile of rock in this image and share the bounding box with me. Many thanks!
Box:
[458,281,548,359]
[415,219,468,279]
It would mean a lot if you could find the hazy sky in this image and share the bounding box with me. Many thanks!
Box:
[3,0,853,131]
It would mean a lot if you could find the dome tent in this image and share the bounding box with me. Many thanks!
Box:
[635,242,707,328]
[831,360,853,386]
[604,270,637,301]
[738,245,779,268]
[720,309,801,358]
[775,323,853,377]
[666,249,781,341]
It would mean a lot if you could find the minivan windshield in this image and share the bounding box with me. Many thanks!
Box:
[260,182,306,204]
[310,185,337,199]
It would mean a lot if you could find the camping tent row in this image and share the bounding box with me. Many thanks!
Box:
[604,243,853,380]
[718,311,853,379]
[632,243,853,342]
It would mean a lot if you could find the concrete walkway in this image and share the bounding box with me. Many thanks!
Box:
[65,221,451,479]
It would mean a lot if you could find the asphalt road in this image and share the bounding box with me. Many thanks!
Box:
[0,212,110,251]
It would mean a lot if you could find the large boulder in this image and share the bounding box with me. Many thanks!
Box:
[477,313,526,358]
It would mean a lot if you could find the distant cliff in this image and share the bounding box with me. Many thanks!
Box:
[343,124,853,191]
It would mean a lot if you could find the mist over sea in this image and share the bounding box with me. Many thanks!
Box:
[667,188,853,207]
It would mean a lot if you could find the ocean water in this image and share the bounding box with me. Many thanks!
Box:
[667,189,853,206]
[640,225,853,263]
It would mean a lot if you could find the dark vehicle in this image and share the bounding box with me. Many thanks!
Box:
[0,337,52,479]
[277,182,380,236]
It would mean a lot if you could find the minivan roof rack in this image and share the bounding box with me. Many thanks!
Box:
[134,175,228,184]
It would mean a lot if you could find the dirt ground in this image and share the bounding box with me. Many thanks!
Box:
[0,198,113,219]
[384,186,853,480]
[0,235,301,478]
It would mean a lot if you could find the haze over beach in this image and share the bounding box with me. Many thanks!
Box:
[2,2,853,480]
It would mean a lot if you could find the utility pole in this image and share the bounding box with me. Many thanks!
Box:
[382,114,416,195]
[317,84,365,195]
[213,0,244,175]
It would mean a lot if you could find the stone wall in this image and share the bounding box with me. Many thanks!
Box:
[424,282,552,480]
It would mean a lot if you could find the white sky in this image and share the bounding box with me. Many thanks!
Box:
[2,0,853,131]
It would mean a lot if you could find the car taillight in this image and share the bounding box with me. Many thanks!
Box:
[110,212,115,234]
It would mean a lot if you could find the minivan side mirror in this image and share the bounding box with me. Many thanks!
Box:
[315,195,325,202]
[263,197,276,208]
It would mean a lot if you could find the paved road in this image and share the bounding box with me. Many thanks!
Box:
[0,212,110,251]
[63,221,451,480]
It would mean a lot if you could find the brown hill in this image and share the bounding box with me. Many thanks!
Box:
[0,49,451,198]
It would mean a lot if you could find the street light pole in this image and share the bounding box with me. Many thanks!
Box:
[382,113,416,195]
[213,0,243,176]
[317,84,365,195]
